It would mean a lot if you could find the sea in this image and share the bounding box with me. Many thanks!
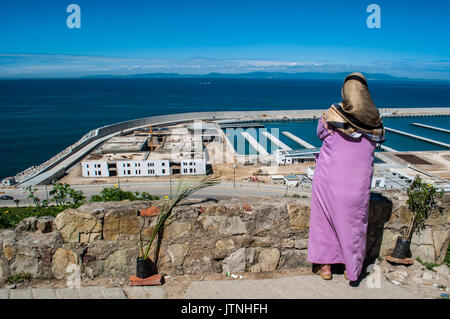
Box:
[1,78,449,179]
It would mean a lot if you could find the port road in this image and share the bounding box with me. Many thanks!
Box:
[0,181,310,207]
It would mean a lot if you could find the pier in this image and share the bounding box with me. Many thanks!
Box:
[261,131,292,150]
[282,131,315,149]
[385,127,450,149]
[411,123,450,134]
[220,123,265,129]
[241,132,269,155]
[378,144,398,152]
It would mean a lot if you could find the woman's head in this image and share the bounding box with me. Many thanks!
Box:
[341,72,381,128]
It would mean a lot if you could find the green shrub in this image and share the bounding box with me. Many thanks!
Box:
[0,206,66,229]
[90,186,159,202]
[6,272,32,284]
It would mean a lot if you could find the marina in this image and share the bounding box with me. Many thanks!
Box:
[1,108,449,192]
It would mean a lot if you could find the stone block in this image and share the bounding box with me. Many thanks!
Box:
[100,287,127,299]
[432,230,450,264]
[198,215,247,235]
[411,227,433,246]
[103,210,140,241]
[52,248,78,279]
[10,247,39,276]
[287,204,310,231]
[54,209,102,243]
[15,217,38,232]
[10,289,32,299]
[167,243,189,267]
[255,248,280,272]
[279,250,308,269]
[2,241,16,260]
[215,239,235,251]
[410,244,435,263]
[222,247,246,273]
[32,288,57,299]
[164,221,193,238]
[36,216,55,233]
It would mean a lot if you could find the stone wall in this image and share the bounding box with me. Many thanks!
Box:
[0,192,448,281]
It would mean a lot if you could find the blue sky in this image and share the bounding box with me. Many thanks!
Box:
[0,0,449,79]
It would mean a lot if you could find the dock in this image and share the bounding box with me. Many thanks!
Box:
[220,123,265,129]
[282,131,315,149]
[261,131,292,150]
[241,132,269,155]
[411,123,450,134]
[378,144,398,152]
[385,127,450,149]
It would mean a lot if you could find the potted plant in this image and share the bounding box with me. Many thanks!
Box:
[136,175,221,279]
[388,176,443,261]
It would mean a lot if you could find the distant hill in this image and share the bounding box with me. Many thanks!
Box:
[83,72,447,82]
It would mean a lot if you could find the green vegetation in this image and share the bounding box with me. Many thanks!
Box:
[284,194,309,199]
[415,257,440,272]
[1,183,160,229]
[6,272,32,285]
[0,182,85,229]
[0,206,66,229]
[403,176,444,240]
[90,186,159,202]
[25,182,86,208]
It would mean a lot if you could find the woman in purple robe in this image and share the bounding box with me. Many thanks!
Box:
[307,73,385,282]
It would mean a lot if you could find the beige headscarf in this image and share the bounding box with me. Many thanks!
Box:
[325,72,385,143]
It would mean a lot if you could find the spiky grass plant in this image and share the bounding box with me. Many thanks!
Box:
[138,175,221,260]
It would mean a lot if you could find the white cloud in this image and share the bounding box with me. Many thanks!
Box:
[0,53,449,79]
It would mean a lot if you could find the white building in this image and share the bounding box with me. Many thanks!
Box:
[305,167,315,180]
[283,175,300,187]
[117,160,170,177]
[181,158,206,175]
[1,177,16,187]
[275,148,320,165]
[81,161,109,177]
[81,153,206,177]
[371,176,386,188]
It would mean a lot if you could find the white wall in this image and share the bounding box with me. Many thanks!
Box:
[181,158,206,175]
[117,160,170,177]
[81,161,109,177]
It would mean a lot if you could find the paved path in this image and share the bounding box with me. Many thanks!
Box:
[0,274,419,299]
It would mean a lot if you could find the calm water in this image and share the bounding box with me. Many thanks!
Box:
[1,78,449,178]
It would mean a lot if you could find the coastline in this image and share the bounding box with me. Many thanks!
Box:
[5,107,450,187]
